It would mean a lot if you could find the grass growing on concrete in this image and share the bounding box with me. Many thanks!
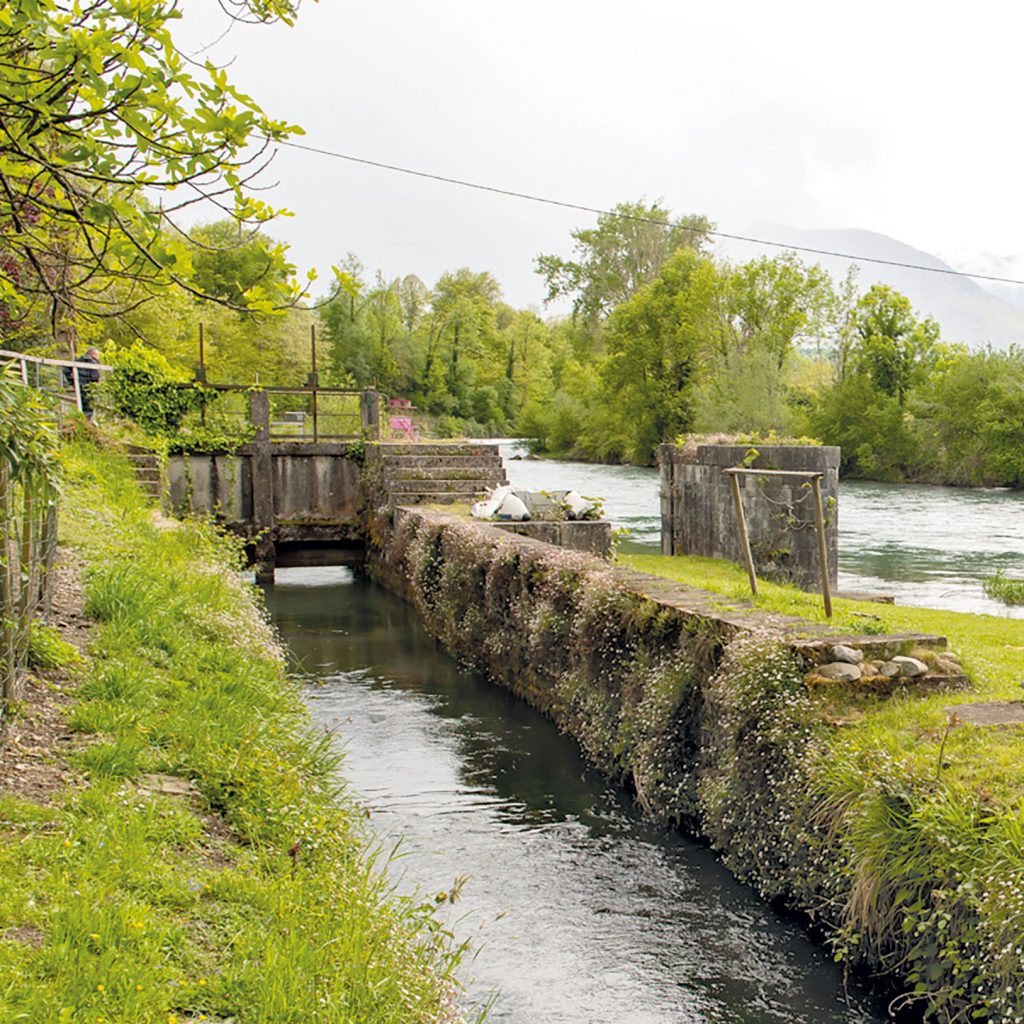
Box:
[614,550,1024,1020]
[620,551,1024,791]
[0,438,470,1024]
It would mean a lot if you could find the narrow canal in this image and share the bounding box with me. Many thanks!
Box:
[265,567,887,1024]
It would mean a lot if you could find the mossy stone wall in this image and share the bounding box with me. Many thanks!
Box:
[367,506,1014,1023]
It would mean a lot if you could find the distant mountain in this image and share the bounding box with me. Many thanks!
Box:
[938,249,1024,314]
[714,225,1024,350]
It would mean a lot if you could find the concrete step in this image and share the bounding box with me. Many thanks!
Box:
[389,477,502,494]
[392,490,488,505]
[375,443,502,458]
[380,454,505,470]
[387,468,507,484]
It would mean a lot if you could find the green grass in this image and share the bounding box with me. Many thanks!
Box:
[0,437,472,1024]
[983,569,1024,607]
[619,551,1024,800]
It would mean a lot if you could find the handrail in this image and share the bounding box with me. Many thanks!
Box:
[198,383,372,395]
[0,347,108,415]
[0,347,383,438]
[0,347,112,372]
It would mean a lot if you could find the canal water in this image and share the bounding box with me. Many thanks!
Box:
[266,568,887,1024]
[498,441,1024,619]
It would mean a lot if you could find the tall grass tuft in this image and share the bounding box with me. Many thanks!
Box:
[982,569,1024,606]
[0,437,475,1024]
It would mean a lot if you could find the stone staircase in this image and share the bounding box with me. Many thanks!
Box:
[125,445,163,504]
[373,442,507,506]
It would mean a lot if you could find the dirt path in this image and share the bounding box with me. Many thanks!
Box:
[0,551,91,803]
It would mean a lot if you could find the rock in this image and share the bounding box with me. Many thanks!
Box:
[830,645,864,665]
[817,661,863,682]
[891,655,928,678]
[138,773,200,798]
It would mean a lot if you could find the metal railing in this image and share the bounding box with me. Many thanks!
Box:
[201,384,381,442]
[0,347,111,415]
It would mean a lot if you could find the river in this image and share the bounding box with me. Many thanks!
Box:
[497,441,1024,619]
[266,568,887,1024]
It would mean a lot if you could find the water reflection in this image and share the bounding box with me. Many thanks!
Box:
[268,567,886,1024]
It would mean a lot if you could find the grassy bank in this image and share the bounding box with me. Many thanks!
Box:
[371,508,1024,1022]
[620,552,1024,796]
[618,553,1024,1020]
[0,438,470,1024]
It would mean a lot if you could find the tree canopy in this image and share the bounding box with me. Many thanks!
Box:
[0,0,306,347]
[535,200,711,330]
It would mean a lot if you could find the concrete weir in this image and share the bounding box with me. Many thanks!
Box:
[167,432,514,580]
[659,442,840,589]
[166,443,366,577]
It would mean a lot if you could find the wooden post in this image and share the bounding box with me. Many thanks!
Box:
[811,475,833,618]
[197,323,207,383]
[197,324,207,426]
[659,446,674,556]
[309,325,319,442]
[728,471,758,598]
[249,390,276,583]
[71,365,82,413]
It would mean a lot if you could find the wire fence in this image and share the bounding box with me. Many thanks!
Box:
[0,367,61,744]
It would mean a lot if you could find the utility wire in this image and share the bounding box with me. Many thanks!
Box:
[270,137,1024,289]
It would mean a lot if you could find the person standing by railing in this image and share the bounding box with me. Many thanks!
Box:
[62,347,101,418]
[78,348,101,418]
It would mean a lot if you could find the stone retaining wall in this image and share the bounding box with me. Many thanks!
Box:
[365,505,989,1019]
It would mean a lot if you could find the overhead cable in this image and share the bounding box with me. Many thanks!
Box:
[269,138,1024,289]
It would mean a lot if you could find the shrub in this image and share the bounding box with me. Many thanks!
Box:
[102,341,207,433]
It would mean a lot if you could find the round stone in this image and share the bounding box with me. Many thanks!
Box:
[817,661,863,683]
[830,644,864,665]
[891,655,928,678]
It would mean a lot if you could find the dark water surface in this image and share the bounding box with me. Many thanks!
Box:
[266,567,886,1024]
[498,441,1024,618]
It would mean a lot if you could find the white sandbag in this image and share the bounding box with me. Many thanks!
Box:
[471,484,511,519]
[563,490,597,520]
[496,492,531,521]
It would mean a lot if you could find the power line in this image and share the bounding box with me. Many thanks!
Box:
[269,137,1024,290]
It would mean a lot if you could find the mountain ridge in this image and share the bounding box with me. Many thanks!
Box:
[714,224,1024,349]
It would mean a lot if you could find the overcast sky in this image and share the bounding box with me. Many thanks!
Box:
[176,1,1024,308]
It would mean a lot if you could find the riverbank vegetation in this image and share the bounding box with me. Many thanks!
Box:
[0,437,472,1023]
[3,5,1021,487]
[372,506,1024,1022]
[982,570,1024,607]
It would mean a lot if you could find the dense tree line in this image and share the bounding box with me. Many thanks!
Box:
[55,202,1024,488]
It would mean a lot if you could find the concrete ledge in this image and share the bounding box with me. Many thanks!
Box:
[491,519,613,557]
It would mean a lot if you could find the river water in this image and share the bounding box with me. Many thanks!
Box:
[498,441,1024,619]
[267,568,886,1024]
